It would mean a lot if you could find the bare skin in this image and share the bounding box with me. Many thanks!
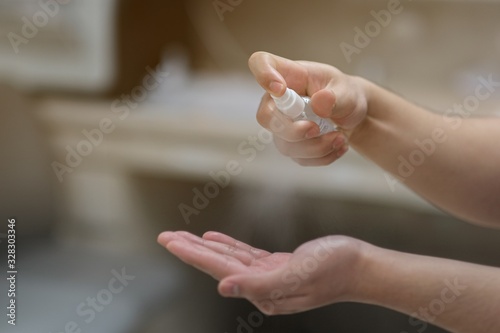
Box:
[158,52,500,332]
[158,231,500,333]
[248,52,500,227]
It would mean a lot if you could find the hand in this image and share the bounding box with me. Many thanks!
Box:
[158,231,367,315]
[249,51,369,166]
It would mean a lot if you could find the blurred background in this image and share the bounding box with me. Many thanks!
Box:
[1,0,500,332]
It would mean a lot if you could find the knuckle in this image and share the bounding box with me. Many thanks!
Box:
[293,158,309,167]
[274,139,291,157]
[294,155,333,167]
[316,138,335,157]
[323,235,360,253]
[256,301,278,316]
[256,99,272,126]
[270,119,289,137]
[321,153,339,165]
[255,110,267,127]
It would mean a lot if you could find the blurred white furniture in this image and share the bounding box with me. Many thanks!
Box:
[0,0,189,95]
[0,0,118,92]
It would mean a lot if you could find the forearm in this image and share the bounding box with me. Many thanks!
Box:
[353,244,500,333]
[349,78,500,227]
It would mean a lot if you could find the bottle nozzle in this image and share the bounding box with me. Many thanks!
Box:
[271,88,305,118]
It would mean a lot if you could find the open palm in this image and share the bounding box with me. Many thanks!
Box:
[158,231,292,281]
[158,231,364,315]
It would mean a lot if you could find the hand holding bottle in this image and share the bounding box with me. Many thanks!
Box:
[249,51,369,166]
[271,88,338,135]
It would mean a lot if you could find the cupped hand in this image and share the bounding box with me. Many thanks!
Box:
[248,51,369,166]
[158,231,367,315]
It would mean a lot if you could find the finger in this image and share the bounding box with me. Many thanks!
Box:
[157,231,176,246]
[218,269,285,302]
[166,240,246,280]
[274,132,347,159]
[248,51,309,96]
[256,95,319,142]
[203,231,271,259]
[157,231,192,247]
[161,232,259,266]
[200,239,258,266]
[319,83,367,129]
[292,144,349,167]
[310,88,337,119]
[219,271,318,315]
[218,270,320,316]
[173,231,207,245]
[158,231,208,249]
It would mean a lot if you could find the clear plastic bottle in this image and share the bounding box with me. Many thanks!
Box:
[271,88,337,135]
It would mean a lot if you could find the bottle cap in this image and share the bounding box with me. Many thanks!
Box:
[271,88,305,118]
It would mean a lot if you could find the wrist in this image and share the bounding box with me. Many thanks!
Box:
[342,76,374,144]
[345,241,394,304]
[329,237,383,303]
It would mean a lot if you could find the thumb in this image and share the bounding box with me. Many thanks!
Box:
[310,88,337,119]
[218,270,284,300]
[311,86,365,130]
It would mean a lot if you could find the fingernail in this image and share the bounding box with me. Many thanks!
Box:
[223,284,239,297]
[305,128,320,139]
[270,82,284,95]
[332,135,346,150]
[232,284,240,297]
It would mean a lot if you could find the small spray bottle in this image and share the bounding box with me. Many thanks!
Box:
[271,88,337,135]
